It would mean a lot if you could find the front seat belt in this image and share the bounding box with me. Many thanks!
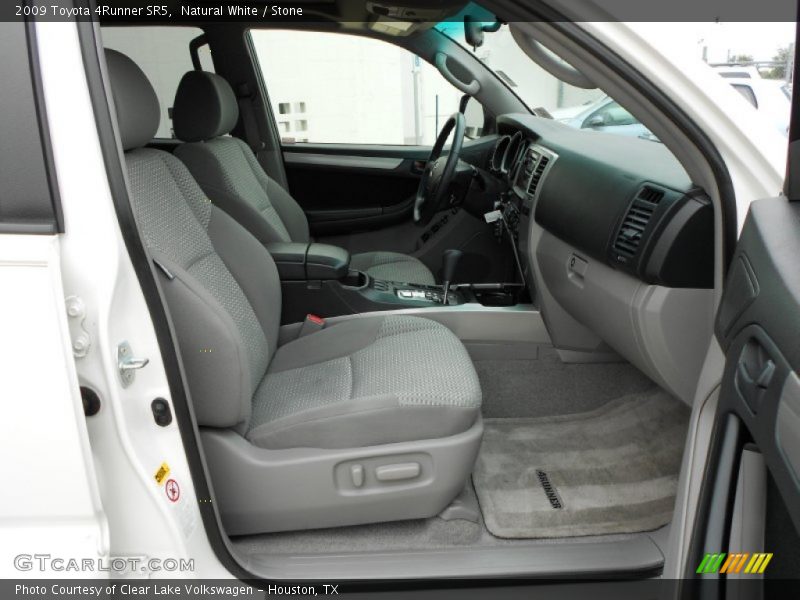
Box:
[236,82,265,155]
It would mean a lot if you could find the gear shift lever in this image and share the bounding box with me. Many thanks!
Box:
[441,249,463,305]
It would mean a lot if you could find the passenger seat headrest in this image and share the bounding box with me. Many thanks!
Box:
[173,71,239,142]
[103,49,160,151]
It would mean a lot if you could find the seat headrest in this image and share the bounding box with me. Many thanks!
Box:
[104,49,160,151]
[173,71,239,142]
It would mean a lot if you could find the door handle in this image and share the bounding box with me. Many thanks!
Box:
[735,339,776,412]
[412,160,427,174]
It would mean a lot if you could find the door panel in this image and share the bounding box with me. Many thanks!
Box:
[282,143,429,235]
[686,198,800,589]
[282,137,496,236]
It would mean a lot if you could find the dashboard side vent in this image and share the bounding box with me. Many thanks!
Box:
[638,185,664,205]
[613,198,656,260]
[527,155,550,197]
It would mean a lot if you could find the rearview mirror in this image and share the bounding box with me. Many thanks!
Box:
[464,16,502,49]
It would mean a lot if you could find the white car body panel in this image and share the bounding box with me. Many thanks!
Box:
[0,234,108,578]
[0,22,229,578]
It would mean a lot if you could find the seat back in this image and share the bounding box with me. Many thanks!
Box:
[105,49,282,429]
[172,71,310,246]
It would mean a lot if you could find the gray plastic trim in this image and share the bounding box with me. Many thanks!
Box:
[727,448,766,587]
[283,152,403,170]
[510,25,596,90]
[240,533,663,580]
[318,304,551,345]
[202,418,483,535]
[534,229,713,403]
[778,372,800,484]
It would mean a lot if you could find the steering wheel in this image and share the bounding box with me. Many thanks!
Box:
[414,112,466,225]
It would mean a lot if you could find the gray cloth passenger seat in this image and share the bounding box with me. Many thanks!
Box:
[104,49,482,534]
[170,69,435,285]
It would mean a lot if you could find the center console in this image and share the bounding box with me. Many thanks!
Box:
[267,242,527,325]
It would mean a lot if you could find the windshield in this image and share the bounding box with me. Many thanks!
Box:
[436,18,606,120]
[437,11,793,141]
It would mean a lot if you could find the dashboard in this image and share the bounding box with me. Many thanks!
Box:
[488,114,714,289]
[479,114,716,403]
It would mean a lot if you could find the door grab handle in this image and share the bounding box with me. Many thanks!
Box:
[736,356,775,412]
[435,53,481,95]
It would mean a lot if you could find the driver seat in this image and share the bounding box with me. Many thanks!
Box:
[171,70,435,285]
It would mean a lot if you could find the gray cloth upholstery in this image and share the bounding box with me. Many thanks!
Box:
[171,71,434,285]
[105,50,480,450]
[124,147,276,427]
[175,137,307,244]
[247,315,481,449]
[350,251,436,285]
[105,49,160,151]
[173,71,238,143]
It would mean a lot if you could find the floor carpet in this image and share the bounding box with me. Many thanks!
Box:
[473,390,690,539]
[474,349,656,418]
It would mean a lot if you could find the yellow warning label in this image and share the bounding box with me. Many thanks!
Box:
[154,462,171,485]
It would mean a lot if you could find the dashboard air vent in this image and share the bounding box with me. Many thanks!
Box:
[527,155,550,197]
[637,185,664,205]
[613,200,655,260]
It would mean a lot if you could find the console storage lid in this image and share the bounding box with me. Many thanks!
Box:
[266,242,350,281]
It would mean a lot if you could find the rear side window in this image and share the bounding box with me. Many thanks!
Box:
[102,26,214,139]
[0,23,61,234]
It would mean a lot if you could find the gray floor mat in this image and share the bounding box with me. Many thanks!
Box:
[473,390,689,539]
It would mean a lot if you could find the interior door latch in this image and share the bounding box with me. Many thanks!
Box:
[735,339,776,413]
[117,341,149,388]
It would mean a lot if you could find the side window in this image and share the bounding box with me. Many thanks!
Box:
[249,30,483,145]
[101,26,214,139]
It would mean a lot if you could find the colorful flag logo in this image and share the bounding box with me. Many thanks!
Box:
[696,552,773,574]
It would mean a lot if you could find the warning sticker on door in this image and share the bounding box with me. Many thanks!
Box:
[154,462,171,485]
[165,478,180,503]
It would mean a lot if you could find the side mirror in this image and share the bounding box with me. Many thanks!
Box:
[585,114,606,128]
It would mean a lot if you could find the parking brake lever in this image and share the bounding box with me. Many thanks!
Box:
[441,249,463,305]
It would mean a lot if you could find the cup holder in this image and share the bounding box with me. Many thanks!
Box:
[474,290,518,307]
[341,270,368,288]
[463,283,525,307]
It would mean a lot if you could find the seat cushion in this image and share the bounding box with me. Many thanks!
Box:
[350,251,435,285]
[246,315,481,449]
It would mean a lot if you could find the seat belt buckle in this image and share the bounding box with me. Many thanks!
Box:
[298,314,325,338]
